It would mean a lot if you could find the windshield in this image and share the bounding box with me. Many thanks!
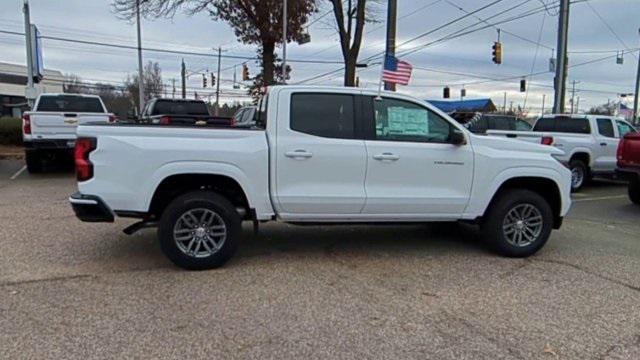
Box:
[152,100,209,116]
[36,95,105,113]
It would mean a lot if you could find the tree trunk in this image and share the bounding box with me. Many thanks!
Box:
[262,41,276,86]
[344,54,356,87]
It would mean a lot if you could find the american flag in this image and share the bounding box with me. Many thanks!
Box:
[382,55,413,85]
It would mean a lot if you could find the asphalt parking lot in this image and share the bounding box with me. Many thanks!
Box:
[1,159,639,359]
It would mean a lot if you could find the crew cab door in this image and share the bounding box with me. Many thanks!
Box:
[594,118,619,172]
[274,91,367,217]
[361,96,473,217]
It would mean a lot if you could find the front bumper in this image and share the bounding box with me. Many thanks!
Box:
[69,192,114,222]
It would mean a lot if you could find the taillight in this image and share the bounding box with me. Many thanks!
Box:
[75,137,97,182]
[617,138,626,163]
[108,114,117,123]
[22,113,31,134]
[541,136,554,146]
[230,117,237,127]
[159,116,171,125]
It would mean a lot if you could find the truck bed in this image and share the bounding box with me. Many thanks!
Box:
[76,124,272,217]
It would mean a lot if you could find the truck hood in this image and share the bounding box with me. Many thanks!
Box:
[472,134,564,156]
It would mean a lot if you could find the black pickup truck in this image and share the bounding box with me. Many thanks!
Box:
[140,98,231,126]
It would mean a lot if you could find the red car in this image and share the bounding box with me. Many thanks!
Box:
[617,131,640,204]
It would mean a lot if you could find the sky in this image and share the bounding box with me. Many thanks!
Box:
[1,0,639,114]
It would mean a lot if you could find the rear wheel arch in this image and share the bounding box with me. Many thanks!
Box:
[148,173,251,219]
[484,176,562,228]
[570,152,590,168]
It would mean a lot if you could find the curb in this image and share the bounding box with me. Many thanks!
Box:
[0,153,24,160]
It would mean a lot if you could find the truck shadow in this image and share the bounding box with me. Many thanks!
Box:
[235,222,489,264]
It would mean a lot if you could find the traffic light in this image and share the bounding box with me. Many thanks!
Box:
[202,74,207,88]
[492,42,502,64]
[520,79,526,92]
[211,73,216,86]
[242,64,250,81]
[443,86,450,99]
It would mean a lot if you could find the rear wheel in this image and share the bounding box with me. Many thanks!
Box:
[482,189,553,257]
[25,150,43,173]
[158,191,241,270]
[629,178,640,205]
[569,159,587,192]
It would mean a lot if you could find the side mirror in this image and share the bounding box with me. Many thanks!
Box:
[450,129,467,146]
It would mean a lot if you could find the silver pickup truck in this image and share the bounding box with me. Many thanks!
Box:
[488,114,637,191]
[22,93,115,173]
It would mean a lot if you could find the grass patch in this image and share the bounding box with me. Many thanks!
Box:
[0,117,23,146]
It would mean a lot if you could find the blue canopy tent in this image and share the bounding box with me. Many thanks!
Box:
[426,98,497,113]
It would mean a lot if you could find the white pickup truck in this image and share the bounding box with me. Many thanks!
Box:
[22,93,115,173]
[69,86,571,270]
[487,114,637,191]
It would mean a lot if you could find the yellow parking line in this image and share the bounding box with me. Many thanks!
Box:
[573,195,628,202]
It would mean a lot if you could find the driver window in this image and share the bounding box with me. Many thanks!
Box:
[616,120,636,138]
[374,98,451,143]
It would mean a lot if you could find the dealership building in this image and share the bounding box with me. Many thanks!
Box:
[0,61,64,117]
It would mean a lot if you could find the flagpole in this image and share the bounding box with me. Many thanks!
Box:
[376,59,385,100]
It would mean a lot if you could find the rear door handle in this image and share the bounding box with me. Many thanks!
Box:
[285,149,313,159]
[600,143,607,146]
[373,152,400,161]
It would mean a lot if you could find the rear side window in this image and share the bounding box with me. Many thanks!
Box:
[557,118,590,134]
[290,93,355,139]
[36,95,104,113]
[533,118,555,131]
[490,117,512,130]
[152,101,209,115]
[534,117,590,134]
[597,118,615,138]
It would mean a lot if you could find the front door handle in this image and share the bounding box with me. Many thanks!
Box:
[373,152,400,161]
[600,142,607,146]
[285,149,313,159]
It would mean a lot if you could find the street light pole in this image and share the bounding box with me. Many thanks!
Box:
[282,0,287,83]
[23,0,35,108]
[136,0,145,113]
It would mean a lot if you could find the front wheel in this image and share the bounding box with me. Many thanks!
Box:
[482,189,553,257]
[158,191,241,270]
[629,178,640,205]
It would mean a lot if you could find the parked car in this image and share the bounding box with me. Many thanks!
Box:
[69,85,571,270]
[487,114,637,192]
[617,131,640,205]
[450,112,532,133]
[140,98,232,126]
[231,106,256,127]
[22,93,115,173]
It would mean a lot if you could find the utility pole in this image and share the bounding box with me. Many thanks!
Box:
[542,94,546,115]
[503,92,507,113]
[384,0,398,91]
[135,0,145,113]
[553,0,570,114]
[215,46,222,115]
[570,80,579,114]
[23,0,36,108]
[282,0,288,82]
[633,28,640,125]
[181,59,186,99]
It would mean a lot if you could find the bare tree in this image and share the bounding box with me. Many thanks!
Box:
[125,61,164,109]
[328,0,371,86]
[112,0,316,89]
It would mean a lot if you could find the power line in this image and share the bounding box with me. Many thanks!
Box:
[0,29,344,65]
[585,1,638,60]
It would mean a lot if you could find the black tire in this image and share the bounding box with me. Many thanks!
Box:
[569,159,587,192]
[629,178,640,205]
[482,189,554,258]
[25,150,43,173]
[158,191,241,270]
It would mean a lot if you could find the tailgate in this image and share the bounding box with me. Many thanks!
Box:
[31,113,110,138]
